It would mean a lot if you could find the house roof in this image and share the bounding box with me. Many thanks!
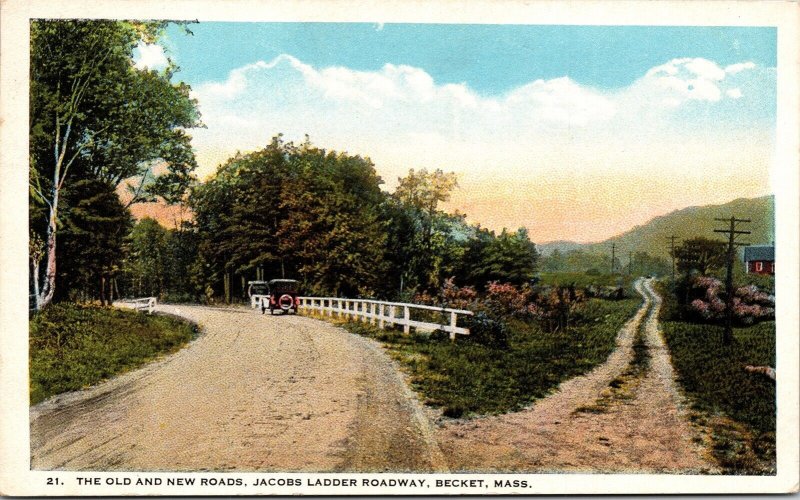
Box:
[744,245,774,262]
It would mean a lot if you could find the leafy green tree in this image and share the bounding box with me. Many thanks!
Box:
[631,251,671,277]
[122,218,169,298]
[672,237,727,276]
[467,228,539,287]
[54,179,132,304]
[29,20,200,309]
[391,168,459,292]
[191,137,389,301]
[276,144,388,296]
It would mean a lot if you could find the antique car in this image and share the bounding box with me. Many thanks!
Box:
[261,279,301,315]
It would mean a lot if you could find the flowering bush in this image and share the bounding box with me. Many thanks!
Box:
[685,275,774,325]
[484,281,533,318]
[441,278,479,310]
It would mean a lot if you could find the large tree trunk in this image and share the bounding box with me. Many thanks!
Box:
[31,257,41,310]
[38,199,58,309]
[99,275,107,306]
[224,271,231,304]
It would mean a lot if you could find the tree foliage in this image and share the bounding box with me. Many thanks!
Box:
[190,137,388,300]
[55,179,132,304]
[29,19,200,308]
[673,237,727,276]
[388,168,463,293]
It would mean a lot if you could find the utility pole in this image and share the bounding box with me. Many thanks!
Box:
[611,243,616,274]
[666,235,679,282]
[713,217,750,345]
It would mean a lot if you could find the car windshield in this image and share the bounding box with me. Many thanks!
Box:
[269,280,298,294]
[248,282,269,296]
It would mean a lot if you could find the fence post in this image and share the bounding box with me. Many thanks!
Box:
[379,304,385,329]
[403,306,410,334]
[449,311,457,341]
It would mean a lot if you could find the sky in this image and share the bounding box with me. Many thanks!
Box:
[137,23,777,243]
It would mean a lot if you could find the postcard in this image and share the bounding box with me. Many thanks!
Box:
[1,0,798,495]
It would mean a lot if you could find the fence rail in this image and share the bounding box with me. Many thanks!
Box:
[116,297,157,314]
[294,296,473,340]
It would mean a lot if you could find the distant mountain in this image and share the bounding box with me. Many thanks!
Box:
[537,195,774,259]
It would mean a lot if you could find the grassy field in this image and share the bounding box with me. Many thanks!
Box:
[29,303,197,405]
[655,279,776,473]
[334,297,641,418]
[537,272,633,289]
[661,319,776,473]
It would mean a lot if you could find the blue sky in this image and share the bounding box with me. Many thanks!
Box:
[147,23,776,242]
[164,23,776,94]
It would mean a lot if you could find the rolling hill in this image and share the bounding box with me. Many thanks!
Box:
[538,195,774,259]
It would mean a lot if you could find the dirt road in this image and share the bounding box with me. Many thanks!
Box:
[30,305,446,472]
[437,279,717,473]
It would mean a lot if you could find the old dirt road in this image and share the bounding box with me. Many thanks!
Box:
[437,279,717,473]
[30,305,446,472]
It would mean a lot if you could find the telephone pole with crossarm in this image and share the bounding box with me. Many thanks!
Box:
[713,217,750,345]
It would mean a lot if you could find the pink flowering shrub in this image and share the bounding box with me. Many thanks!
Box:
[484,281,532,317]
[686,275,774,325]
[441,278,479,310]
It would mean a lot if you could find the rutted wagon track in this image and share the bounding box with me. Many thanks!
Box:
[436,279,717,473]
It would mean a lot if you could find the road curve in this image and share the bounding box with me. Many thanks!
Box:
[30,305,446,472]
[437,279,716,473]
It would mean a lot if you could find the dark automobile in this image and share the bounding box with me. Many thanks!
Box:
[262,279,300,315]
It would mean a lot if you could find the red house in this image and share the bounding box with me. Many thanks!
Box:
[743,245,774,275]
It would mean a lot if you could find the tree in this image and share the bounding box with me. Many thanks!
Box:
[54,179,132,304]
[631,251,671,277]
[672,237,727,276]
[29,20,200,309]
[190,137,390,301]
[467,228,539,287]
[391,168,459,292]
[123,218,169,298]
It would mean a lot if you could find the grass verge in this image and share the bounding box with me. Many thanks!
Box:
[655,280,776,474]
[30,302,198,405]
[538,272,633,289]
[307,297,640,418]
[660,320,776,474]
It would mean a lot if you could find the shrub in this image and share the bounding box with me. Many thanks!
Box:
[441,277,479,310]
[484,281,532,317]
[464,312,509,349]
[683,275,774,325]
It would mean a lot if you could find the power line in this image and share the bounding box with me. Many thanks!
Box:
[713,216,751,345]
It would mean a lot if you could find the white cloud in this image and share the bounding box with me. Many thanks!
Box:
[188,55,774,239]
[725,61,756,75]
[638,57,748,102]
[134,43,169,71]
[727,88,743,99]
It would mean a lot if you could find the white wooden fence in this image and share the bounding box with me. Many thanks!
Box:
[116,297,157,314]
[295,297,473,340]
